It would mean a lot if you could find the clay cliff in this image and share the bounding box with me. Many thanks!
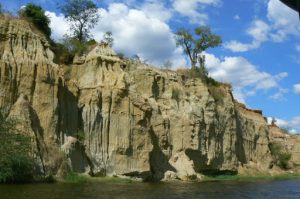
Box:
[0,17,287,181]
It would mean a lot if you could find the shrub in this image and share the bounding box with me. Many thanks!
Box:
[19,3,51,38]
[0,112,34,183]
[75,130,85,142]
[176,67,220,86]
[51,37,98,65]
[208,86,225,104]
[51,42,74,64]
[269,142,292,170]
[172,88,180,104]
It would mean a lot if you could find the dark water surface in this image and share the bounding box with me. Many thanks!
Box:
[1,180,300,199]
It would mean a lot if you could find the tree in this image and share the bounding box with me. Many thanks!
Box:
[175,27,222,70]
[271,117,277,126]
[60,0,100,43]
[162,60,172,70]
[103,31,114,47]
[19,3,51,38]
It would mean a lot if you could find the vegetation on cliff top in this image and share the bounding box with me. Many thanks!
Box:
[19,3,51,38]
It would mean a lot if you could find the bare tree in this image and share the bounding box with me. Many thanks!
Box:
[162,60,172,70]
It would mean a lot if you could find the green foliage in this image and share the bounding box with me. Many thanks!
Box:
[175,26,222,69]
[175,26,221,84]
[269,142,292,170]
[171,88,180,104]
[52,37,97,64]
[188,66,220,86]
[63,36,88,55]
[0,112,34,183]
[59,0,100,42]
[63,172,90,183]
[19,3,51,38]
[86,39,97,46]
[75,130,85,142]
[51,42,74,64]
[117,52,125,59]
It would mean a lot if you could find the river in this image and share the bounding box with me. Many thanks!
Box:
[0,179,300,199]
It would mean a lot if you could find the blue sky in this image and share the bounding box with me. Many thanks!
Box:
[1,0,300,133]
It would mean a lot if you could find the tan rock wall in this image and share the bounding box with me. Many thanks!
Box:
[0,17,274,180]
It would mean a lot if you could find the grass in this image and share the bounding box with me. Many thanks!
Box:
[203,173,300,182]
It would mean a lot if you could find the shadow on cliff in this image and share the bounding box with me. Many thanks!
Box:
[148,126,176,181]
[57,79,94,174]
[185,120,238,176]
[26,98,48,176]
[235,111,247,165]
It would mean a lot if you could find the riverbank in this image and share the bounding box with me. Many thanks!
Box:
[56,171,300,184]
[203,173,300,182]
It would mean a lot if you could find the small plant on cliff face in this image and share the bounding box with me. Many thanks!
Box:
[269,142,292,170]
[0,113,34,183]
[19,3,51,38]
[75,130,85,142]
[172,88,180,105]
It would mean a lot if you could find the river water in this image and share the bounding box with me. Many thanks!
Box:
[0,179,300,199]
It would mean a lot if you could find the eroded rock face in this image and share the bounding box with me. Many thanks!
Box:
[269,125,300,166]
[0,17,274,181]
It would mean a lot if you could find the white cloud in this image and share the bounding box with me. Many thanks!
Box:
[46,3,186,67]
[234,15,240,20]
[294,84,300,94]
[204,53,288,103]
[267,117,289,127]
[172,0,221,24]
[247,20,270,42]
[46,11,70,41]
[141,1,172,22]
[269,88,288,101]
[224,41,259,52]
[224,20,270,52]
[267,117,300,134]
[291,117,300,129]
[225,0,300,52]
[267,0,300,42]
[296,45,300,53]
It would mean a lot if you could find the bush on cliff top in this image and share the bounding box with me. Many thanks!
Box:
[19,3,51,38]
[0,112,34,183]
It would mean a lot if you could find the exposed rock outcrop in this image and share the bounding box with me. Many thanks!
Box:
[0,17,285,181]
[269,125,300,166]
